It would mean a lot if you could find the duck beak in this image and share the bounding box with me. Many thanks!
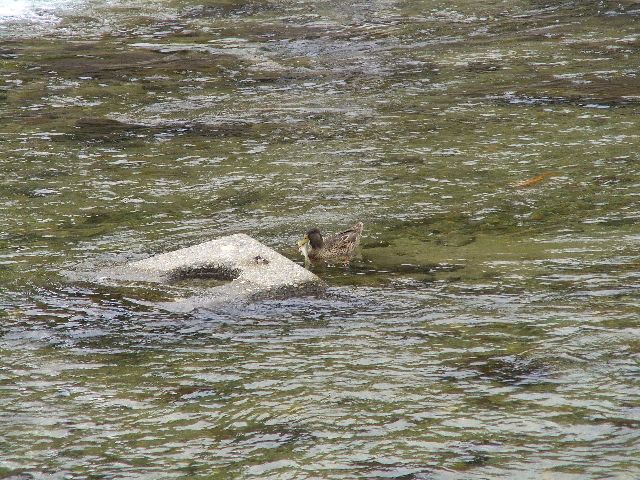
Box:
[297,235,309,248]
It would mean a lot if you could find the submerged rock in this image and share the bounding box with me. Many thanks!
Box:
[99,234,323,312]
[72,116,255,141]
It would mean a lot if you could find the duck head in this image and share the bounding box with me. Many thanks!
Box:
[297,228,323,260]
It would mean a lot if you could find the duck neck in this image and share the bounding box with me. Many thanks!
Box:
[308,232,323,249]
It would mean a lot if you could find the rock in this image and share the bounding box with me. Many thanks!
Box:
[99,234,323,312]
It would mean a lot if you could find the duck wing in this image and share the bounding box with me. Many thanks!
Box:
[324,222,364,255]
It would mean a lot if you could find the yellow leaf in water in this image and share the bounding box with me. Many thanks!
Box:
[513,172,554,188]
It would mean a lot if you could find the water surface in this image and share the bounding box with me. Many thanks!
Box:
[1,0,639,478]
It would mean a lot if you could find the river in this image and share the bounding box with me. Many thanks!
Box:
[1,0,639,478]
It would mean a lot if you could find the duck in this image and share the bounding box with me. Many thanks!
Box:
[297,222,364,263]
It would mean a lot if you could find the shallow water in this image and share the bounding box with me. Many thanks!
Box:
[1,0,639,478]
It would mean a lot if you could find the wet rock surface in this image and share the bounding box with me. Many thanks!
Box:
[101,233,323,311]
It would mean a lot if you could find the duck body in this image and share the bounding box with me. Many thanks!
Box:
[297,222,363,263]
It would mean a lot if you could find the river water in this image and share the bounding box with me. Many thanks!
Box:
[1,0,639,478]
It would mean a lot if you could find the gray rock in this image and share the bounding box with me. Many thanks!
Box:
[98,233,323,312]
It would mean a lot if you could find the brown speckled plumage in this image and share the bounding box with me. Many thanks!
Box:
[298,222,363,263]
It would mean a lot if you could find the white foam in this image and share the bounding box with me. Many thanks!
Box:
[0,0,75,21]
[0,0,31,17]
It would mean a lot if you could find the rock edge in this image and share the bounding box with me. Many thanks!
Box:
[98,233,323,311]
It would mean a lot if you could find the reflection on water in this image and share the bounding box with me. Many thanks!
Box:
[1,0,639,478]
